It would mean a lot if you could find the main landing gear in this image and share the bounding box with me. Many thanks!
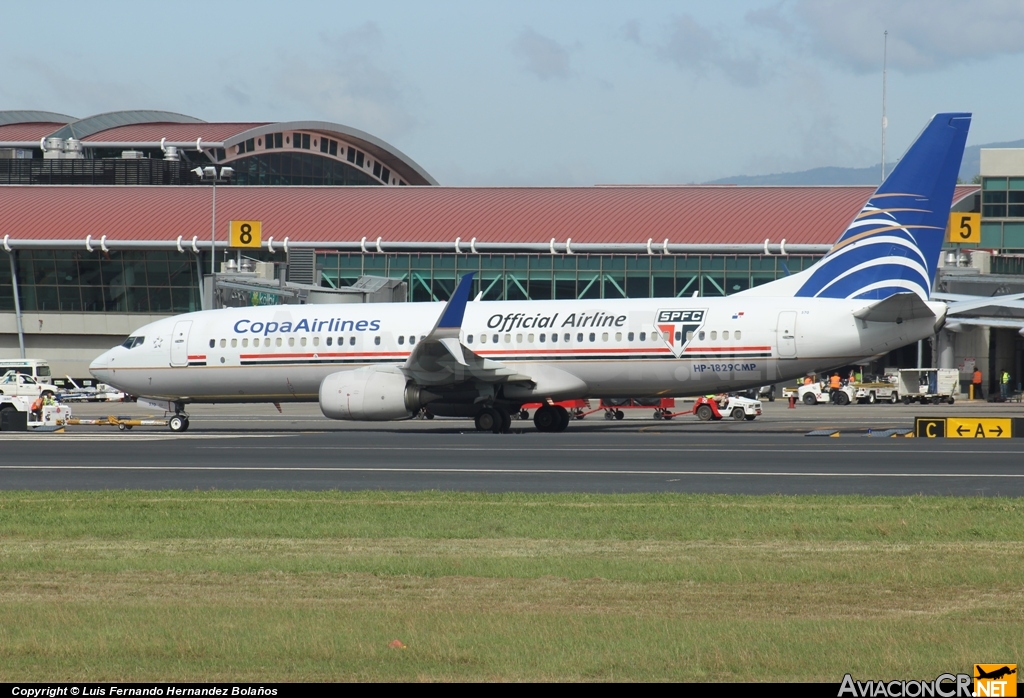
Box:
[533,404,570,433]
[168,402,190,433]
[474,405,512,433]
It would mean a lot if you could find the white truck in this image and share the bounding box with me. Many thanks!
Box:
[783,381,856,406]
[897,368,960,404]
[853,377,900,404]
[0,394,73,429]
[0,371,61,400]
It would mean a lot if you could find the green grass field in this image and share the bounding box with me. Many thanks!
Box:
[0,491,1021,681]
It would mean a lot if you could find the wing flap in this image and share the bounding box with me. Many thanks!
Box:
[853,292,936,323]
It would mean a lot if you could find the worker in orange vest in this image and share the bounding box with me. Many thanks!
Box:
[972,367,983,400]
[829,372,842,404]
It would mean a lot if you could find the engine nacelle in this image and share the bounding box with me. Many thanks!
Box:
[319,366,423,420]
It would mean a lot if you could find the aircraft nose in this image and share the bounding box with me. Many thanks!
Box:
[89,351,111,377]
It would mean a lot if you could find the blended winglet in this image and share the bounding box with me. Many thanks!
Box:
[436,272,476,330]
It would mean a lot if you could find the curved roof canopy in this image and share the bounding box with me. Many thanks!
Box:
[48,110,203,140]
[0,185,979,253]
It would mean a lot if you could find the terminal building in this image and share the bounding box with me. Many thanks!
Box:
[1,109,1021,394]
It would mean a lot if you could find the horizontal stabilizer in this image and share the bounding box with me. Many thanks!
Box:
[853,292,936,323]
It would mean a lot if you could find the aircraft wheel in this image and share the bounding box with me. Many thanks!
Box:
[696,405,714,421]
[614,409,625,420]
[731,407,746,421]
[534,405,558,432]
[803,393,817,406]
[475,408,501,433]
[554,405,571,432]
[744,414,756,421]
[169,415,187,433]
[497,406,512,433]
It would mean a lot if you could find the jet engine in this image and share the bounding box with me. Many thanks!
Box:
[319,366,425,420]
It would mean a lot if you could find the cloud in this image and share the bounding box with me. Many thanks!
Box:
[784,0,1024,73]
[270,22,417,136]
[654,14,767,87]
[512,28,572,80]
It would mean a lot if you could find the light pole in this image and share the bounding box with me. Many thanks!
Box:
[192,165,234,275]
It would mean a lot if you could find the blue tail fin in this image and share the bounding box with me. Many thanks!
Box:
[794,113,971,301]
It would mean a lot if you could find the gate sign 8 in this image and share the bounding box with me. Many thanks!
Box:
[230,220,262,249]
[946,212,980,244]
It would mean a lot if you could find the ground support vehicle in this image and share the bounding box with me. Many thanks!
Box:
[66,414,171,431]
[897,368,959,404]
[0,395,72,429]
[600,397,676,420]
[853,380,899,404]
[783,382,856,406]
[690,395,762,421]
[0,371,61,400]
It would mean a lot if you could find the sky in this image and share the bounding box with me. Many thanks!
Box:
[3,0,1024,185]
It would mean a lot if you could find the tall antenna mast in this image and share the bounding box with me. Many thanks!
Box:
[881,30,888,183]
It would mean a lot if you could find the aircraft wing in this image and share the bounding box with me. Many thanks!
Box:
[402,273,532,387]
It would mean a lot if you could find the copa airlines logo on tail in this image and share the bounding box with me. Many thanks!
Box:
[656,309,707,358]
[795,196,937,301]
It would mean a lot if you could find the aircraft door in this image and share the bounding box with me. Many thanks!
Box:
[170,320,192,367]
[777,311,797,359]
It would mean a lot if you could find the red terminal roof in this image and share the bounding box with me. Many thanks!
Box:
[0,122,69,142]
[0,185,979,247]
[81,123,268,143]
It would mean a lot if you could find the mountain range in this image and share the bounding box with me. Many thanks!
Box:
[706,139,1024,186]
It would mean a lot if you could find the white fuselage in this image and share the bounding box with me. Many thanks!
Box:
[89,296,940,404]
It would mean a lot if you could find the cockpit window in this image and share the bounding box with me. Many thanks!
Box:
[121,336,145,349]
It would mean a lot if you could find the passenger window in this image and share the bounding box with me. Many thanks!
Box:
[628,332,634,341]
[602,332,608,341]
[500,334,507,343]
[710,331,717,340]
[209,339,214,349]
[735,330,742,340]
[409,336,415,345]
[528,333,534,342]
[220,338,226,348]
[615,332,622,341]
[698,331,705,340]
[300,337,307,347]
[467,335,474,344]
[539,333,545,342]
[231,338,237,348]
[253,338,260,347]
[326,337,332,346]
[723,331,729,340]
[589,333,595,342]
[276,337,282,347]
[577,333,583,342]
[313,337,320,347]
[479,334,486,344]
[374,336,381,346]
[551,333,558,343]
[639,332,646,341]
[516,334,523,343]
[242,338,248,348]
[686,331,694,341]
[398,336,405,345]
[350,337,356,346]
[675,331,682,341]
[289,337,295,347]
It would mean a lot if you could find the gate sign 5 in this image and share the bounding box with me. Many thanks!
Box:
[946,212,980,244]
[229,220,262,249]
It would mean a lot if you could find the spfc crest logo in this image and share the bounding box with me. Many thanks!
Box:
[656,309,707,358]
